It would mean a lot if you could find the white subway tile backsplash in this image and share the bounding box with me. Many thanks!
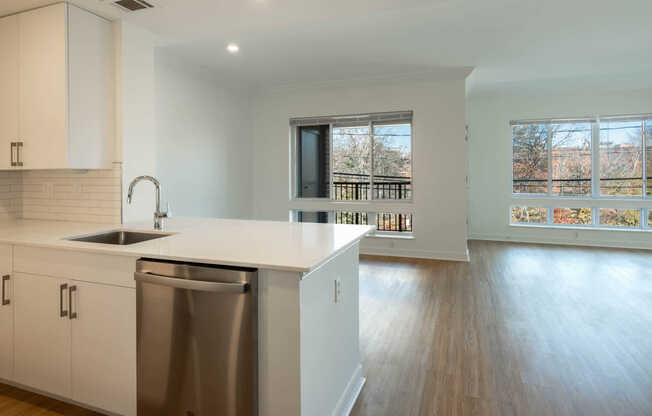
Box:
[0,171,22,219]
[3,163,122,224]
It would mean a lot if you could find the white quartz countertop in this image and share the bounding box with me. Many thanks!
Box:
[0,217,374,272]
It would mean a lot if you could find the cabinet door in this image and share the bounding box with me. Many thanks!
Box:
[0,245,12,379]
[19,3,68,169]
[71,281,136,416]
[14,272,71,397]
[68,5,114,169]
[0,15,19,170]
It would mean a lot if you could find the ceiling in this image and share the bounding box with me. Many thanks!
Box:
[2,0,652,91]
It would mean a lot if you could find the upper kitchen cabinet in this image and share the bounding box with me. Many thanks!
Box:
[1,3,114,170]
[0,15,19,170]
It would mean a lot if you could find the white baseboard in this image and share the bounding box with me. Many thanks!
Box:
[359,246,470,262]
[332,364,366,416]
[468,232,652,251]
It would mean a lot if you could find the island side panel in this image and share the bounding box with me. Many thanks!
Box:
[299,242,363,416]
[258,268,302,416]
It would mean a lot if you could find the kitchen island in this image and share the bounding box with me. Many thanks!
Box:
[0,217,373,416]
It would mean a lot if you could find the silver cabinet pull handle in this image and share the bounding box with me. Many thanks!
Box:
[69,285,77,319]
[10,143,16,167]
[16,142,23,167]
[1,275,9,306]
[134,272,249,293]
[60,284,68,317]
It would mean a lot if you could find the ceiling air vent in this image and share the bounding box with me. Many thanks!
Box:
[112,0,154,11]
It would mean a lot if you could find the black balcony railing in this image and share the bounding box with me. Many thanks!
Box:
[333,210,413,232]
[335,211,368,225]
[332,172,411,200]
[377,212,413,232]
[513,177,652,195]
[329,172,412,232]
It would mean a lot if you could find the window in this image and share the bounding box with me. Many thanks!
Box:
[647,120,652,196]
[373,124,413,199]
[296,126,330,198]
[291,111,414,234]
[332,126,372,200]
[335,211,368,225]
[510,114,652,231]
[376,213,413,232]
[512,124,548,194]
[551,123,592,196]
[292,210,413,233]
[599,209,640,228]
[553,208,592,225]
[511,206,547,224]
[295,211,330,224]
[599,120,643,197]
[292,111,412,202]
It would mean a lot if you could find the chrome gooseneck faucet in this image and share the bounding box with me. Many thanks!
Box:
[127,175,170,230]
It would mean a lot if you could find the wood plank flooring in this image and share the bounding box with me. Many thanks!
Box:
[2,240,651,415]
[0,383,99,415]
[351,240,652,416]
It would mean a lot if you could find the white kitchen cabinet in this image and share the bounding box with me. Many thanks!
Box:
[0,3,113,170]
[0,245,12,380]
[13,272,72,398]
[0,15,19,170]
[71,281,136,416]
[11,244,137,415]
[18,4,68,169]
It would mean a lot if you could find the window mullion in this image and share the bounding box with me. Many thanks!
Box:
[369,120,374,201]
[591,120,600,198]
[592,207,599,226]
[642,122,647,198]
[547,124,552,196]
[329,123,334,200]
[369,211,377,230]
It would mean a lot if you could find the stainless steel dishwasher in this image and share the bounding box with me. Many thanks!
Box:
[135,258,258,416]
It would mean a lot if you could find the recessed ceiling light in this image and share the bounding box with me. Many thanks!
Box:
[227,43,239,54]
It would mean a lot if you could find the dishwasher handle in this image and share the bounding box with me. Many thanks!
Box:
[134,271,249,293]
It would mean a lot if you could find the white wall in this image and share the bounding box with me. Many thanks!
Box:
[114,22,254,224]
[115,21,157,223]
[467,84,652,250]
[251,76,469,261]
[154,53,253,219]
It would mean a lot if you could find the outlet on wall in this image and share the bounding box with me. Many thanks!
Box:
[334,278,342,303]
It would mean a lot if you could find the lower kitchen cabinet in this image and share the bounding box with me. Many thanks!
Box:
[71,281,136,415]
[13,272,71,398]
[0,244,12,380]
[13,272,136,415]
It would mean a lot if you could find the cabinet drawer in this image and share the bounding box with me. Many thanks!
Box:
[13,246,137,288]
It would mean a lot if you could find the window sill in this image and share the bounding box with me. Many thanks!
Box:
[509,224,652,232]
[366,233,415,240]
[291,198,414,204]
[512,194,652,202]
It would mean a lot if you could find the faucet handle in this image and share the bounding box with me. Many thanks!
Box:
[165,202,172,218]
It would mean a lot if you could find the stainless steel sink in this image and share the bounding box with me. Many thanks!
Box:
[67,230,171,245]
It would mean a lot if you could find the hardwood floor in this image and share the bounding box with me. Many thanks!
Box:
[351,240,652,416]
[0,383,99,415]
[2,240,651,415]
